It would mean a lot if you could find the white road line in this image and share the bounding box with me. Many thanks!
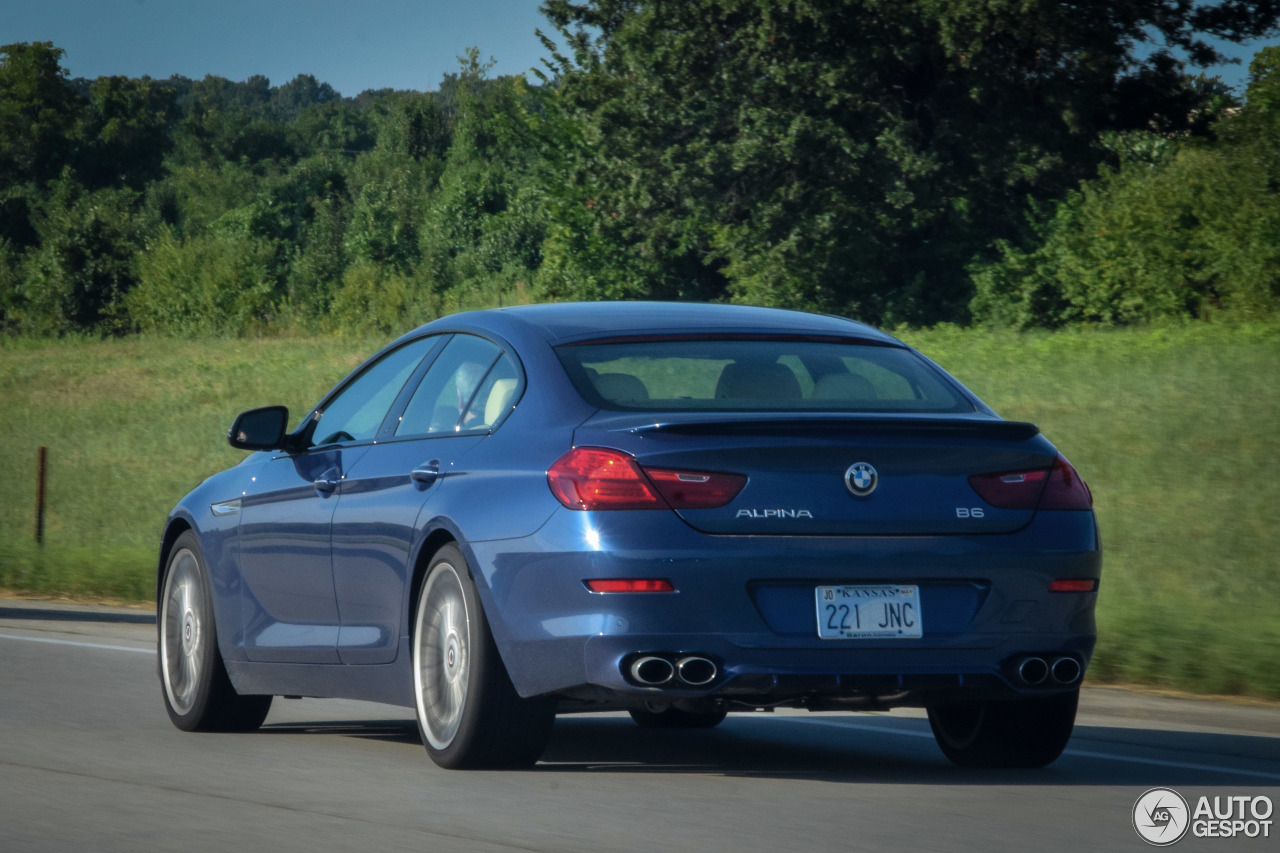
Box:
[0,633,155,655]
[1060,749,1280,782]
[3,630,1275,782]
[786,717,1280,781]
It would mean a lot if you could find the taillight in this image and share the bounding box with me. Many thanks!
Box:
[967,469,1048,509]
[548,447,664,509]
[547,447,746,510]
[645,468,747,509]
[969,455,1092,511]
[1039,456,1092,509]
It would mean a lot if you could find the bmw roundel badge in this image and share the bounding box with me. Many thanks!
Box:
[844,462,878,497]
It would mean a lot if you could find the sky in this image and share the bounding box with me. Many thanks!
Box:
[1,0,555,96]
[1,0,1275,97]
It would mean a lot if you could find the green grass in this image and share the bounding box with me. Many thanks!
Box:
[897,321,1280,698]
[2,321,1277,698]
[0,334,382,598]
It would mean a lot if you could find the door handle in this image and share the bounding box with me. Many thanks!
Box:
[313,467,340,495]
[410,459,441,489]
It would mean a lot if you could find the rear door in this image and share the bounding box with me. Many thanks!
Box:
[330,334,520,664]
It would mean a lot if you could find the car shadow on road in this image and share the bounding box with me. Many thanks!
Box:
[260,712,1280,786]
[533,715,1280,786]
[260,719,422,746]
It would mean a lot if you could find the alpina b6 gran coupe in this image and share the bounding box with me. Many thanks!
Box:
[158,302,1099,768]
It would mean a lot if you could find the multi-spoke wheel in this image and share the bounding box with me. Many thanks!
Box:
[159,531,271,732]
[412,544,555,768]
[927,688,1078,768]
[414,559,472,751]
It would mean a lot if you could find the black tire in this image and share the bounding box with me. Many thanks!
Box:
[628,707,728,729]
[412,544,555,769]
[158,531,272,732]
[927,689,1078,768]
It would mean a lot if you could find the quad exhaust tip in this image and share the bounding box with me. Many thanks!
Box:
[1017,656,1049,686]
[676,656,717,686]
[1051,656,1082,685]
[630,656,675,686]
[1014,655,1082,686]
[626,654,719,687]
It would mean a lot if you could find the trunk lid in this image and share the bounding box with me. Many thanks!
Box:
[572,412,1056,535]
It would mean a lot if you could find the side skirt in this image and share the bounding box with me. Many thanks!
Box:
[224,639,414,708]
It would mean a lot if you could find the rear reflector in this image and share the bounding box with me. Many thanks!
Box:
[969,455,1092,511]
[548,446,745,510]
[1049,579,1098,593]
[585,579,676,593]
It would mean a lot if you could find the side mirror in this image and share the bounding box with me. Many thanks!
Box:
[228,406,290,451]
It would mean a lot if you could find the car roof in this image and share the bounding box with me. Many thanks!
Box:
[414,302,900,346]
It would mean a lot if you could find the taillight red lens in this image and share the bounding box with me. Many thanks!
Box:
[547,447,665,510]
[1039,456,1093,510]
[585,578,676,593]
[969,455,1092,511]
[547,447,747,511]
[645,468,747,509]
[968,468,1048,509]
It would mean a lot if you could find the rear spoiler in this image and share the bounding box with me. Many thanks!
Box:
[615,415,1040,442]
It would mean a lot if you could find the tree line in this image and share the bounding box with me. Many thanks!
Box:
[1,1,1278,337]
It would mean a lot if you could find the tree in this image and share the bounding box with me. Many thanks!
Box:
[269,74,340,123]
[421,53,548,309]
[971,47,1280,327]
[0,42,84,189]
[80,75,179,189]
[16,177,143,334]
[538,0,1280,323]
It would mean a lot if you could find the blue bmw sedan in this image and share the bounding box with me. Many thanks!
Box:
[157,302,1099,769]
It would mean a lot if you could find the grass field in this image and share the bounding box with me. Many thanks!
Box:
[2,321,1277,698]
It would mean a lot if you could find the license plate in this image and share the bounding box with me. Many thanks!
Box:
[815,585,923,639]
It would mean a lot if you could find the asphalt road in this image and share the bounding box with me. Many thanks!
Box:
[1,599,1277,852]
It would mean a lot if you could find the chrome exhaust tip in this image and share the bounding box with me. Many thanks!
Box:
[1017,656,1049,686]
[1050,656,1082,685]
[675,656,717,686]
[630,656,675,686]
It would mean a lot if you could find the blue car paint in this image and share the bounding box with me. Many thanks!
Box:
[159,302,1100,711]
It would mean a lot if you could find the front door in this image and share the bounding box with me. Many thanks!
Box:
[237,334,440,663]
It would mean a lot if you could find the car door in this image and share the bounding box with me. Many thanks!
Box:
[237,336,438,663]
[330,333,521,664]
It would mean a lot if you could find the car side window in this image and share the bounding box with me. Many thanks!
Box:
[310,337,436,446]
[461,351,520,430]
[395,335,509,436]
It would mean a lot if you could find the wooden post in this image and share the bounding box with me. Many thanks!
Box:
[35,446,47,546]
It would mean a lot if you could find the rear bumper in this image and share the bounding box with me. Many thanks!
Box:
[465,506,1100,706]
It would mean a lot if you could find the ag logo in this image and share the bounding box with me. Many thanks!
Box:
[844,462,878,497]
[1133,788,1190,846]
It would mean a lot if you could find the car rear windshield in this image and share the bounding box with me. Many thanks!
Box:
[555,337,973,413]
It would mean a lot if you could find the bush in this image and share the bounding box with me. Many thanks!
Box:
[971,141,1280,327]
[971,52,1280,329]
[128,227,278,335]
